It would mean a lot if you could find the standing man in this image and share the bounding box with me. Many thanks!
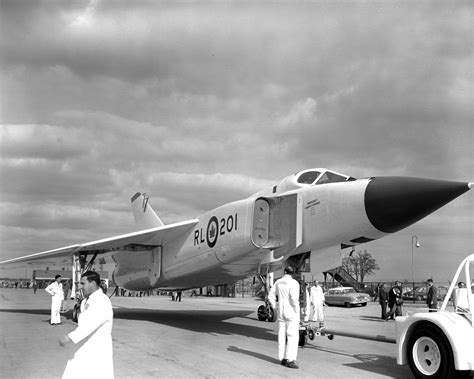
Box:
[45,274,63,325]
[299,280,310,322]
[268,266,300,369]
[378,283,388,320]
[373,282,381,302]
[426,278,438,312]
[310,280,325,327]
[63,280,71,301]
[59,271,114,379]
[386,281,403,320]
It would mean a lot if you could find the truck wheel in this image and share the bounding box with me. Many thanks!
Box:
[257,305,267,321]
[345,302,351,308]
[407,324,456,378]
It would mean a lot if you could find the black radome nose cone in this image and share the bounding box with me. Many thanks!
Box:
[365,177,470,233]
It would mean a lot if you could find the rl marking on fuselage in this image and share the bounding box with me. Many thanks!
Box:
[194,213,238,247]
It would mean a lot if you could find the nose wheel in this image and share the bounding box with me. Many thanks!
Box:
[257,302,276,322]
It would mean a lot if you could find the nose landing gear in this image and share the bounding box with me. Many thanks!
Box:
[257,300,276,322]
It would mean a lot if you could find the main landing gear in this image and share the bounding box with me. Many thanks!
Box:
[71,251,100,322]
[256,274,276,322]
[258,299,276,322]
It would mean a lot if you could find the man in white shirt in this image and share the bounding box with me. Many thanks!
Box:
[45,274,64,325]
[310,280,325,326]
[268,266,300,369]
[59,271,114,379]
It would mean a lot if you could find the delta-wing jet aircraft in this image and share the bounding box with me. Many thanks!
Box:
[1,168,472,309]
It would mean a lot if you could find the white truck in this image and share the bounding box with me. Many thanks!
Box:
[395,254,474,378]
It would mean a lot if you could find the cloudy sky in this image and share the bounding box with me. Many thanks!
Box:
[0,1,472,282]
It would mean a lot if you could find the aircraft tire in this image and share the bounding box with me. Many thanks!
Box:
[257,305,267,321]
[407,323,461,379]
[72,303,80,323]
[308,330,315,340]
[267,307,276,322]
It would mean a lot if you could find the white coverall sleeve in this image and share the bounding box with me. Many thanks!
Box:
[268,284,277,309]
[45,283,55,296]
[68,300,108,344]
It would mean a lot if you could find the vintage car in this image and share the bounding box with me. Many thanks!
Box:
[403,285,449,302]
[324,287,371,307]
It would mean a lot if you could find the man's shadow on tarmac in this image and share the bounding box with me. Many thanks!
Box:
[227,346,280,365]
[304,344,411,378]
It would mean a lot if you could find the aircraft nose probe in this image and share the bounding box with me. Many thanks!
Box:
[364,177,472,234]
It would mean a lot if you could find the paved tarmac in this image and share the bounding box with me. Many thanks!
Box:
[0,288,420,378]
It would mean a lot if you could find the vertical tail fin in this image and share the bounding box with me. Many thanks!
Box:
[130,192,164,230]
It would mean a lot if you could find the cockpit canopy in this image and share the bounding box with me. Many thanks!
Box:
[252,168,356,197]
[296,169,350,186]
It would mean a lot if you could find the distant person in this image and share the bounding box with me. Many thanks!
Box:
[59,271,114,379]
[386,281,403,320]
[373,282,381,302]
[190,289,198,297]
[426,279,438,312]
[453,281,466,310]
[299,280,310,322]
[268,266,300,369]
[100,280,108,295]
[378,283,388,320]
[176,291,182,302]
[45,275,64,325]
[63,280,71,300]
[33,280,38,294]
[309,281,325,327]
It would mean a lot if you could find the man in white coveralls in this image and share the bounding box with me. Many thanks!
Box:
[268,266,300,369]
[310,280,325,326]
[59,271,114,379]
[45,274,63,325]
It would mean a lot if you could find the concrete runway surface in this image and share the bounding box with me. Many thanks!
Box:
[0,288,417,378]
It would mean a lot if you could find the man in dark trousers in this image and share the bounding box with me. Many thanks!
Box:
[378,283,388,320]
[426,278,438,312]
[386,281,403,320]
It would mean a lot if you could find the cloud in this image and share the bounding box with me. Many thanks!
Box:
[0,2,472,280]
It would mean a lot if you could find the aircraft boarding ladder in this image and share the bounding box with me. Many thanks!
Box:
[323,266,364,291]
